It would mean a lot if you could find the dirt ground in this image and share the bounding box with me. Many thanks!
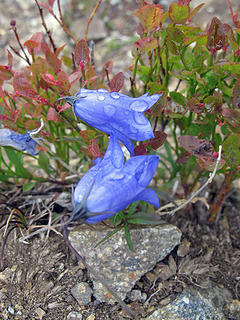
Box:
[0,180,239,319]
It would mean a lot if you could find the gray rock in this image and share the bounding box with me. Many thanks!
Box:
[71,282,93,306]
[145,282,232,320]
[66,311,83,320]
[69,224,181,303]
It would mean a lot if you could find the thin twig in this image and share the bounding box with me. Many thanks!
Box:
[156,145,222,216]
[84,0,102,40]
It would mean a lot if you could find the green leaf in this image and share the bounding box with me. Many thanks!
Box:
[169,4,189,24]
[38,151,51,174]
[23,181,36,192]
[5,148,31,179]
[128,212,162,225]
[222,134,240,167]
[124,224,133,251]
[94,226,123,248]
[170,92,186,106]
[127,201,139,216]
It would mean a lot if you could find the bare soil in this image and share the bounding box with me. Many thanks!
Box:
[0,182,239,319]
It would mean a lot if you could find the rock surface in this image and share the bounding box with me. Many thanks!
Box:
[145,281,232,320]
[69,224,181,303]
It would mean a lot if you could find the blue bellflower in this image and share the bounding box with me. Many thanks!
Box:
[61,88,162,155]
[0,128,40,155]
[70,134,160,224]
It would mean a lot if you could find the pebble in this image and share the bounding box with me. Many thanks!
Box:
[71,282,93,306]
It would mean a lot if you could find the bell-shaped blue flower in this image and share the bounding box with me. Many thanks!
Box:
[60,88,162,155]
[0,128,40,155]
[70,134,160,223]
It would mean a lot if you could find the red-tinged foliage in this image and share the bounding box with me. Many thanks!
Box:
[134,37,158,52]
[228,0,240,28]
[169,3,190,24]
[24,40,38,54]
[80,130,96,143]
[74,39,90,68]
[178,0,191,5]
[41,73,58,86]
[46,107,61,121]
[109,72,124,92]
[186,97,204,114]
[88,139,103,158]
[48,0,55,8]
[148,131,167,150]
[57,102,71,113]
[68,70,82,85]
[135,4,163,32]
[206,17,226,52]
[57,71,71,93]
[45,50,61,74]
[178,136,225,171]
[233,80,240,108]
[222,108,240,129]
[134,145,147,155]
[0,66,13,83]
[178,135,213,158]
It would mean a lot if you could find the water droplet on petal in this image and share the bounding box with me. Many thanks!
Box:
[98,88,107,92]
[111,92,120,99]
[134,112,148,125]
[130,100,148,112]
[98,95,105,101]
[108,171,124,180]
[104,104,116,117]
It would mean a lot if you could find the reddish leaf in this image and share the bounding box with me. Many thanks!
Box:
[0,66,13,82]
[48,0,55,8]
[135,4,163,32]
[110,72,124,92]
[197,157,225,171]
[222,108,240,128]
[88,139,102,158]
[57,102,71,113]
[134,37,158,52]
[45,50,61,74]
[74,39,90,67]
[169,4,190,23]
[134,145,147,155]
[233,80,240,108]
[13,71,32,92]
[24,39,38,54]
[46,107,61,121]
[68,70,82,85]
[41,73,57,86]
[80,130,96,143]
[148,131,167,149]
[206,17,226,52]
[55,44,66,57]
[57,71,71,92]
[30,32,43,54]
[178,135,213,158]
[186,97,204,114]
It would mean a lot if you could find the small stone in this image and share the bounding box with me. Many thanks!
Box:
[86,315,95,320]
[8,306,14,315]
[70,225,181,303]
[127,289,142,302]
[71,282,93,306]
[35,307,46,320]
[66,311,83,320]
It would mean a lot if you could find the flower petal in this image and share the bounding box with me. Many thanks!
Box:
[132,188,160,207]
